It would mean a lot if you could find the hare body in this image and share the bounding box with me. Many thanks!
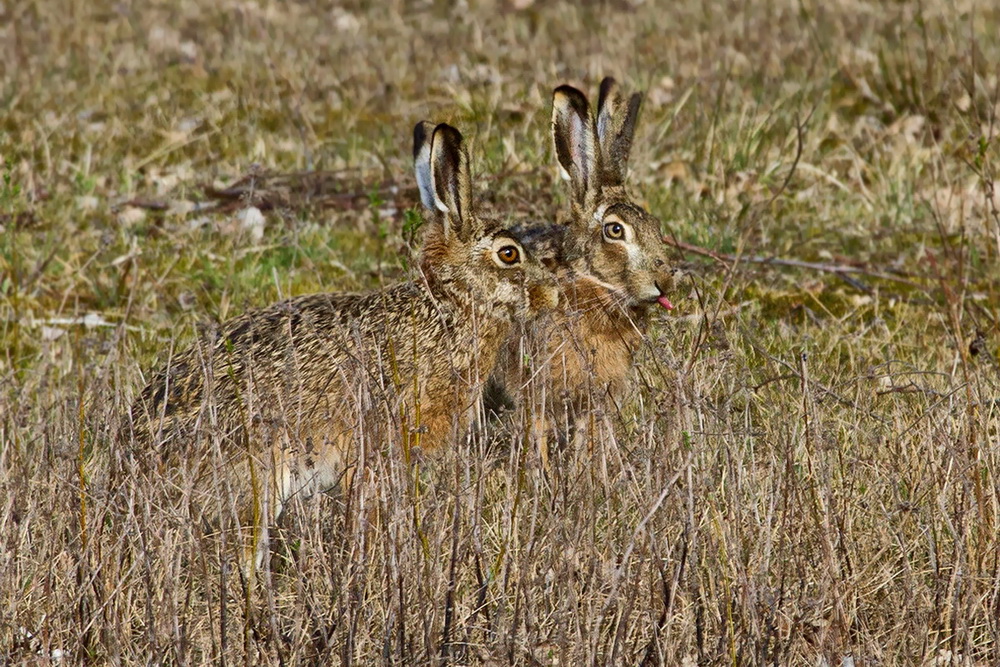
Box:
[127,283,510,518]
[117,123,557,564]
[489,78,675,439]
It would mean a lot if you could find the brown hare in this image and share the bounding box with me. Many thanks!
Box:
[116,122,558,567]
[488,77,675,448]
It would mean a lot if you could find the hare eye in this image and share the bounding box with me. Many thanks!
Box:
[604,222,625,240]
[497,245,520,266]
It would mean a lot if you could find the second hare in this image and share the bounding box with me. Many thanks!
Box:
[489,77,675,443]
[117,122,558,566]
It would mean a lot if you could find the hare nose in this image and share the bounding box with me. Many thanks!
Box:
[656,268,675,293]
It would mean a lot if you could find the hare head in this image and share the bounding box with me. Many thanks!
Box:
[413,121,558,322]
[551,77,674,313]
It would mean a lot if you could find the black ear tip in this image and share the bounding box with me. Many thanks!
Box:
[598,77,623,112]
[553,85,590,116]
[433,123,464,145]
[627,91,643,118]
[414,121,434,159]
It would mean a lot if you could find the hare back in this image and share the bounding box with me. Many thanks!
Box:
[123,281,501,473]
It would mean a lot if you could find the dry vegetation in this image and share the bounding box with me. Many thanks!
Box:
[2,0,1000,664]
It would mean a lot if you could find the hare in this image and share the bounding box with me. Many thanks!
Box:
[487,78,675,447]
[116,122,558,567]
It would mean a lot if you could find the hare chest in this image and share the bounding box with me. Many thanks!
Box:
[548,315,641,406]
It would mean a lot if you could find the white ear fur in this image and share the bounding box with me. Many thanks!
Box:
[416,153,436,210]
[596,111,610,145]
[413,121,437,210]
[568,111,591,186]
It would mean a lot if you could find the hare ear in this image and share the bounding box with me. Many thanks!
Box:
[413,121,437,210]
[596,77,642,186]
[429,123,475,241]
[552,85,597,208]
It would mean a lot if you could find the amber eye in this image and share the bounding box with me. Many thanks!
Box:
[497,245,520,265]
[604,221,625,240]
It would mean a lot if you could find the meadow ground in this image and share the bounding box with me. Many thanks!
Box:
[2,0,1000,664]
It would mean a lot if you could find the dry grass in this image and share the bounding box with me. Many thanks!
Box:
[2,0,1000,664]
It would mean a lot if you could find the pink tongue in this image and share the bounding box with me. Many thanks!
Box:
[657,296,674,311]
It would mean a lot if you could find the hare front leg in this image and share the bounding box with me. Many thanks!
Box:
[237,427,352,578]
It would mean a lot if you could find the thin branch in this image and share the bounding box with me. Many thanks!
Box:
[664,237,929,293]
[762,106,813,211]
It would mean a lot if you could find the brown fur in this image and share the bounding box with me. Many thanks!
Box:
[488,78,675,436]
[113,123,558,563]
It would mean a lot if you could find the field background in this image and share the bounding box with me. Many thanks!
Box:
[2,0,1000,664]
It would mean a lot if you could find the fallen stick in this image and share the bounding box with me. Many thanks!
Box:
[663,237,929,293]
